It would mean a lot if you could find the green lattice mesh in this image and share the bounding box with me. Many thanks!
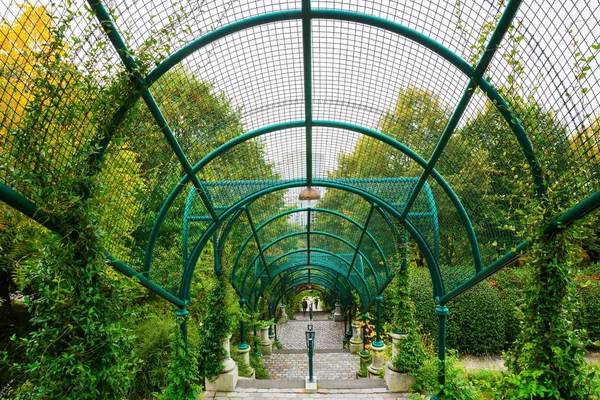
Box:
[1,0,599,309]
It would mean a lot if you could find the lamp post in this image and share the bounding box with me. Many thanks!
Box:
[305,323,315,383]
[309,303,313,321]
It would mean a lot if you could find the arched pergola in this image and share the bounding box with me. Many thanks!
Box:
[1,0,599,393]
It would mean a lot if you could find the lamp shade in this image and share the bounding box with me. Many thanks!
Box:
[298,187,320,200]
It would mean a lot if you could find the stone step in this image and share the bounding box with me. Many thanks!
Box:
[236,378,388,390]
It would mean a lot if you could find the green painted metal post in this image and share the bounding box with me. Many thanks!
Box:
[176,308,190,350]
[436,306,449,387]
[306,324,315,383]
[238,299,249,350]
[362,312,368,350]
[373,295,384,348]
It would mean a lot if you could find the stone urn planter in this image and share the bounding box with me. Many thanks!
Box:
[385,332,417,392]
[367,342,386,378]
[349,321,362,354]
[357,350,371,378]
[205,333,239,391]
[236,344,255,379]
[258,326,272,355]
[279,304,288,323]
[333,302,343,321]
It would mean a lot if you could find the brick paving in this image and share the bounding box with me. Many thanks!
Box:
[265,312,359,381]
[277,312,345,350]
[263,352,359,380]
[202,387,412,399]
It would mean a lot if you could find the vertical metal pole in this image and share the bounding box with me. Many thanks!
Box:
[436,305,449,386]
[309,303,313,321]
[238,298,249,350]
[362,312,368,350]
[343,306,347,333]
[176,308,189,351]
[308,337,314,382]
[374,295,383,346]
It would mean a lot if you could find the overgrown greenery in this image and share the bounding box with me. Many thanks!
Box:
[500,181,598,399]
[197,274,233,382]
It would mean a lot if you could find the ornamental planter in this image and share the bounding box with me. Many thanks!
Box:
[367,342,386,378]
[258,326,272,355]
[279,304,288,323]
[333,302,343,321]
[349,322,362,354]
[205,334,239,391]
[384,332,416,392]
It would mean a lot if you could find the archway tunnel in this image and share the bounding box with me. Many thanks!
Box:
[1,0,600,396]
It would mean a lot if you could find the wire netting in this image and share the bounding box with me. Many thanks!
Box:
[1,0,599,306]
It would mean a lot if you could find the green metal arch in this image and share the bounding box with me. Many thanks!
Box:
[137,8,543,197]
[270,283,343,313]
[182,180,442,304]
[247,248,370,300]
[97,7,544,221]
[239,231,378,294]
[270,275,354,311]
[252,264,363,309]
[226,207,395,285]
[146,120,472,287]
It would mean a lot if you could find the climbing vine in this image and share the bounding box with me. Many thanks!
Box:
[500,181,599,399]
[197,273,233,383]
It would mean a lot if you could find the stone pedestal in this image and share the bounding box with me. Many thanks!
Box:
[367,342,386,378]
[384,332,416,391]
[357,350,371,378]
[236,345,255,379]
[258,327,272,355]
[349,322,362,354]
[279,304,288,323]
[305,376,318,392]
[385,368,417,392]
[205,334,239,391]
[333,302,343,322]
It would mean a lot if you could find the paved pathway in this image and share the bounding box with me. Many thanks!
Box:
[202,387,411,399]
[266,312,358,380]
[277,312,345,350]
[263,352,359,380]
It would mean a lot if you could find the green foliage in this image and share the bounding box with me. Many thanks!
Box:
[230,349,252,378]
[250,351,270,379]
[410,267,509,355]
[156,320,200,400]
[127,314,175,399]
[10,227,137,399]
[391,332,428,374]
[383,266,427,374]
[500,182,595,399]
[197,274,233,383]
[575,262,600,345]
[411,351,481,400]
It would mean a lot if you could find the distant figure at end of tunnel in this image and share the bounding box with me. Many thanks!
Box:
[314,298,319,311]
[302,298,308,316]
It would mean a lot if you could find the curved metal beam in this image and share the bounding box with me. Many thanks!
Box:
[182,180,443,302]
[263,267,357,307]
[258,265,356,304]
[148,120,467,283]
[239,230,377,294]
[101,9,543,215]
[228,207,392,282]
[269,275,354,310]
[247,248,370,299]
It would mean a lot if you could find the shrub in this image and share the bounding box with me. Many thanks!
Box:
[575,262,600,345]
[410,267,508,355]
